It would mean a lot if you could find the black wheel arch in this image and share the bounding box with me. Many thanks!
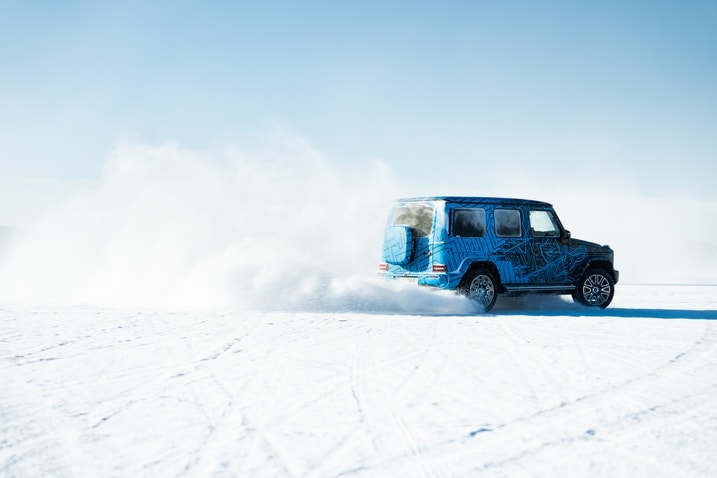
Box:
[459,262,504,293]
[577,260,617,283]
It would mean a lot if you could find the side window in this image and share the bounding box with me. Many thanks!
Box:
[529,210,560,237]
[495,209,522,237]
[453,208,486,237]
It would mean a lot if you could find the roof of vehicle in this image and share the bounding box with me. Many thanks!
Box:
[396,196,553,207]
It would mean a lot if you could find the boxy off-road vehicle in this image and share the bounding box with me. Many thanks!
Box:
[378,197,619,311]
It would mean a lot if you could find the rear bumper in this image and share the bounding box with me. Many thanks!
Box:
[379,272,453,289]
[419,274,450,288]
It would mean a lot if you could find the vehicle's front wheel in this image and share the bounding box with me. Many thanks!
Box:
[575,268,615,308]
[460,268,498,312]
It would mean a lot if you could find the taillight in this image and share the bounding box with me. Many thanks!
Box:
[379,263,388,271]
[432,264,447,273]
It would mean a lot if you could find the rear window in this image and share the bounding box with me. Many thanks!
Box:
[495,209,522,237]
[453,208,486,237]
[393,204,434,236]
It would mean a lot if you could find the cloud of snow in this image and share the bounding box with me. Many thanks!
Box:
[1,129,714,313]
[0,132,475,314]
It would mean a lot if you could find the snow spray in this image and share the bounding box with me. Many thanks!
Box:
[0,133,475,314]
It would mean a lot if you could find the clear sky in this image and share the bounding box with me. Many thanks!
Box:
[1,0,716,227]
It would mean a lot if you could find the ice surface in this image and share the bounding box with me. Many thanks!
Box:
[1,285,716,477]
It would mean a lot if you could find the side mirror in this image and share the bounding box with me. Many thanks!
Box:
[561,230,571,243]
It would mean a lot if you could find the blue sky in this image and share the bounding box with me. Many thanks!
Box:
[1,0,716,227]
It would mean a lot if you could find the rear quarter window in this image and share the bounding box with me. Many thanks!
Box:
[453,208,486,237]
[495,209,522,237]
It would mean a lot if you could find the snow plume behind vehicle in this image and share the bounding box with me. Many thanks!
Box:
[0,135,475,314]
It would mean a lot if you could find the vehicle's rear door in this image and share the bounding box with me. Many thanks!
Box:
[491,207,534,284]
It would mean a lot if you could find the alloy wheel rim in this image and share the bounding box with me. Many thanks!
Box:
[469,275,495,306]
[582,273,611,305]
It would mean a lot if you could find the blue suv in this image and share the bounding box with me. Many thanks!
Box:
[379,197,619,311]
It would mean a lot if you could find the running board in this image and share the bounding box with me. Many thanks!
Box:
[504,285,576,293]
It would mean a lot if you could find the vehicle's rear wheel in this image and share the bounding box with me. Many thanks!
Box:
[460,268,498,312]
[576,268,614,308]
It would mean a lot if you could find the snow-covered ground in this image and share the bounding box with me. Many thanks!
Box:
[1,285,716,477]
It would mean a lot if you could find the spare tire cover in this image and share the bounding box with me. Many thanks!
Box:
[383,225,414,265]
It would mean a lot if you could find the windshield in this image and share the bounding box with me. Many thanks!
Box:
[392,204,434,236]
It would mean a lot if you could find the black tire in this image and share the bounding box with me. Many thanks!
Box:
[576,268,615,308]
[571,289,586,305]
[460,268,498,312]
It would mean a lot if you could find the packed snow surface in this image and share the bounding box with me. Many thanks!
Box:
[2,285,716,477]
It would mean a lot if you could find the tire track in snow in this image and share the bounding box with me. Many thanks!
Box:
[27,310,268,476]
[177,383,293,477]
[392,318,443,404]
[175,314,306,477]
[440,319,717,476]
[347,318,443,477]
[185,313,372,477]
[372,318,443,478]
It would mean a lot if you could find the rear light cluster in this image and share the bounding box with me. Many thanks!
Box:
[379,263,388,271]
